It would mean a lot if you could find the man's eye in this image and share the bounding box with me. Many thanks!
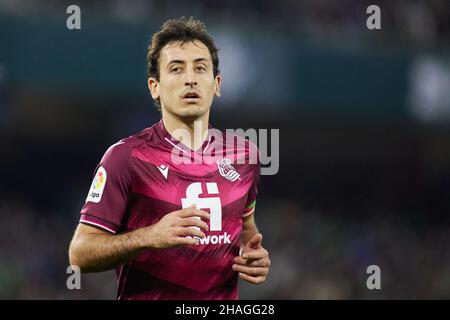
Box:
[171,67,181,73]
[196,66,206,72]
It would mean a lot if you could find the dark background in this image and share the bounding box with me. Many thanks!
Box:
[0,0,449,299]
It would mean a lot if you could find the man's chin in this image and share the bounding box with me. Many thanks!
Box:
[176,105,207,118]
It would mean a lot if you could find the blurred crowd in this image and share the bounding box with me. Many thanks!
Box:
[0,0,449,48]
[241,199,450,299]
[0,198,116,299]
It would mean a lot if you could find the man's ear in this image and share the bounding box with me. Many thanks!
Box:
[148,77,160,100]
[214,74,221,97]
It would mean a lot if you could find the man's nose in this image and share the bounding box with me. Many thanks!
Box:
[185,70,197,87]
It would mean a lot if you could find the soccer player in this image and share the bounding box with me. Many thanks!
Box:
[69,17,270,300]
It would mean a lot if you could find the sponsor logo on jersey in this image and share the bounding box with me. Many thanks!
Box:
[181,182,231,245]
[197,232,231,245]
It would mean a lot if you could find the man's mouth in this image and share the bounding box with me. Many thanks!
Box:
[182,91,201,101]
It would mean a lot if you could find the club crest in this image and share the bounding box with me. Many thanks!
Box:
[216,158,240,182]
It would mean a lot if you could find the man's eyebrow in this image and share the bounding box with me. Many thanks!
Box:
[167,58,210,65]
[167,59,185,66]
[193,58,209,63]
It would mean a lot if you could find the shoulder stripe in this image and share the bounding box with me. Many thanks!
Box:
[243,207,255,218]
[245,200,256,209]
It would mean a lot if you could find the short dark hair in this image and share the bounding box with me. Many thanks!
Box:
[147,17,220,110]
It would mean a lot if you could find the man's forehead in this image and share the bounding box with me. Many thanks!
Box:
[160,40,212,64]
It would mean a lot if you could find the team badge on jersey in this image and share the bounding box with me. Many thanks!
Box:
[86,166,107,203]
[216,158,240,182]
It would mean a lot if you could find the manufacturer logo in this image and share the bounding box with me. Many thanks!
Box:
[156,164,169,179]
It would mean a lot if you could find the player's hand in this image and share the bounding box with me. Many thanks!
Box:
[233,233,270,284]
[143,205,210,249]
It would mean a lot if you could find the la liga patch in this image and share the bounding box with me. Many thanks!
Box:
[86,166,107,203]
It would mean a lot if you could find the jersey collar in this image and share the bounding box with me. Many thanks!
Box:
[155,118,214,155]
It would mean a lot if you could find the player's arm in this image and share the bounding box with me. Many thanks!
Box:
[240,214,259,251]
[234,214,270,284]
[69,206,210,273]
[69,223,148,273]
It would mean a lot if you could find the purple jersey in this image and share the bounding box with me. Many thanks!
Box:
[80,120,259,300]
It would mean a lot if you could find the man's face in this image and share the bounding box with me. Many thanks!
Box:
[148,40,221,118]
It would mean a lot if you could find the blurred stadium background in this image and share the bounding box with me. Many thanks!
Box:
[0,0,449,299]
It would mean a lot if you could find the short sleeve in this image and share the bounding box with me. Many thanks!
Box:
[80,141,132,233]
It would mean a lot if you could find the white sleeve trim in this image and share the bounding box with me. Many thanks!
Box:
[80,219,117,234]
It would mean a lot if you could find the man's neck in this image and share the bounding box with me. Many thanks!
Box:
[161,111,210,151]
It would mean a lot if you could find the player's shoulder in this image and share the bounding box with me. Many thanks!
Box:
[214,128,258,150]
[101,126,154,163]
